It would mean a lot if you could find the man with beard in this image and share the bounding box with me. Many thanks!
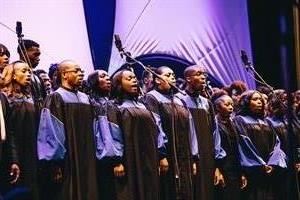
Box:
[176,65,226,200]
[17,39,46,108]
[37,60,98,200]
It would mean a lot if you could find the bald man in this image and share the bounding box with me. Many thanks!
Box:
[176,65,226,200]
[37,60,98,200]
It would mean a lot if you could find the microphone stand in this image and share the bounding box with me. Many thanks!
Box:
[16,22,32,69]
[114,36,185,193]
[114,34,185,95]
[242,51,300,198]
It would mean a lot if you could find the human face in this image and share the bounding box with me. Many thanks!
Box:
[276,92,288,114]
[157,67,176,91]
[143,73,153,92]
[98,70,111,93]
[293,91,300,113]
[13,63,32,87]
[217,96,234,118]
[187,67,206,91]
[249,92,264,115]
[121,70,138,95]
[0,50,10,69]
[39,73,52,93]
[26,46,41,68]
[63,64,84,88]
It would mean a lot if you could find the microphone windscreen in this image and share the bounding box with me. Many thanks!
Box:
[240,50,249,65]
[16,21,22,37]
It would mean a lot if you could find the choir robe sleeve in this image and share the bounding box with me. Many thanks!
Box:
[187,111,199,160]
[143,94,168,159]
[292,116,300,162]
[213,120,227,160]
[267,135,287,167]
[37,99,66,161]
[233,116,287,168]
[151,112,168,159]
[209,102,226,162]
[1,94,18,164]
[94,114,124,160]
[234,116,267,167]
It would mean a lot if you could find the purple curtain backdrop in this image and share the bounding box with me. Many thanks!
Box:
[109,0,255,88]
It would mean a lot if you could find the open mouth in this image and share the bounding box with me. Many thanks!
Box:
[131,84,138,90]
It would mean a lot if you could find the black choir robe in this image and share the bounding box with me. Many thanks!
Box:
[37,87,98,200]
[216,117,242,200]
[112,99,160,200]
[0,93,18,195]
[7,95,39,200]
[91,96,118,200]
[233,115,287,200]
[176,92,226,200]
[266,115,300,200]
[143,90,193,200]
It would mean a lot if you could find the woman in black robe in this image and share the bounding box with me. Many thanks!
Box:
[110,69,160,200]
[214,94,247,200]
[0,90,20,198]
[6,60,39,200]
[143,66,194,200]
[233,90,287,200]
[87,70,118,200]
[266,89,300,199]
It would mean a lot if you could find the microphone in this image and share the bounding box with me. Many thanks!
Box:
[114,34,124,54]
[240,50,251,67]
[16,21,23,38]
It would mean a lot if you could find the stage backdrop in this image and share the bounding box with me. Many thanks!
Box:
[0,0,94,76]
[107,0,255,88]
[1,0,255,87]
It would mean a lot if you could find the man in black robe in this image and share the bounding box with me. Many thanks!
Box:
[37,60,98,200]
[176,65,226,200]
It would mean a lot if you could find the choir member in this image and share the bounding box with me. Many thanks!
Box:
[48,63,60,91]
[233,90,287,200]
[110,69,161,200]
[0,81,19,197]
[87,70,117,200]
[0,44,10,71]
[225,80,248,113]
[266,89,300,199]
[37,60,98,200]
[0,44,11,93]
[214,94,247,200]
[143,66,194,200]
[17,39,46,108]
[6,60,39,199]
[141,67,155,93]
[34,70,52,95]
[176,65,226,200]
